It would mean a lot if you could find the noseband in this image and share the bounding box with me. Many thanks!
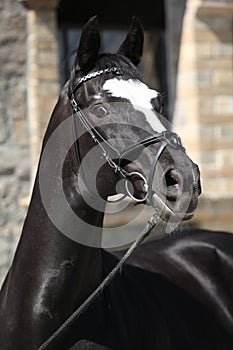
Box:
[68,67,185,203]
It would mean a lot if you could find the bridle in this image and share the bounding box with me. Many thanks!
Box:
[68,66,185,203]
[37,67,186,350]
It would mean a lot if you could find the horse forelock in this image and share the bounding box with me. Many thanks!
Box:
[95,53,143,81]
[68,53,142,107]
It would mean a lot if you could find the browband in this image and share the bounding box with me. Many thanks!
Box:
[68,67,121,99]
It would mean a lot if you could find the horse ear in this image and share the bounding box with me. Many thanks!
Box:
[75,15,101,72]
[117,16,144,66]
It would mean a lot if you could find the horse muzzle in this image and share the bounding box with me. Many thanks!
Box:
[123,149,201,223]
[149,159,201,222]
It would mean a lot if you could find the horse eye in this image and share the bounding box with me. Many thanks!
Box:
[91,105,107,118]
[151,95,163,113]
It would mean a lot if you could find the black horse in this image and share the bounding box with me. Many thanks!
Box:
[0,16,232,350]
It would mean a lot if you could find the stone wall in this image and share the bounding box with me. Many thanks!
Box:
[0,0,30,285]
[23,0,60,181]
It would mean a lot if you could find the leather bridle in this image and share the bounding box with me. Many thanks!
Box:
[68,67,185,203]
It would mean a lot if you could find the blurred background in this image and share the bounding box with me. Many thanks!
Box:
[0,0,232,285]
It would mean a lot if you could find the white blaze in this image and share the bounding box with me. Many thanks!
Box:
[103,78,166,132]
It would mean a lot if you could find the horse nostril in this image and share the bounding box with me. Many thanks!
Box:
[192,163,202,196]
[165,169,179,187]
[164,169,180,202]
[193,182,202,196]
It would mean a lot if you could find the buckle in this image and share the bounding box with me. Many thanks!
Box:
[162,131,184,150]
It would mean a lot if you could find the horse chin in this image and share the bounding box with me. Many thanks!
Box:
[150,193,195,223]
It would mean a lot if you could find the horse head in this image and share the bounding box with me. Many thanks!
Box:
[63,15,201,225]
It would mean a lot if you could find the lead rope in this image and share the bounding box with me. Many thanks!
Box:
[37,212,159,350]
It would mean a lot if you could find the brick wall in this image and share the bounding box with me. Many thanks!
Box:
[173,0,233,231]
[196,9,233,197]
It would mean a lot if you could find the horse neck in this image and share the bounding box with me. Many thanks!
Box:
[0,93,104,342]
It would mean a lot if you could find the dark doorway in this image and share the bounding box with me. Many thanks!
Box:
[57,1,165,28]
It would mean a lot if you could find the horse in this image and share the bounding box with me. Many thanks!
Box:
[0,15,232,350]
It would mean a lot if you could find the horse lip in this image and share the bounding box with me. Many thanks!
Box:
[150,193,195,221]
[182,212,194,220]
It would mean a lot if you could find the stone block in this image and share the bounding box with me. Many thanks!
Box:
[27,9,58,41]
[201,177,233,197]
[197,2,233,16]
[219,123,233,138]
[197,70,213,86]
[202,166,233,178]
[0,150,15,175]
[37,82,59,97]
[213,70,233,87]
[197,58,232,70]
[213,96,233,115]
[200,124,217,139]
[179,42,196,61]
[21,0,59,10]
[201,0,233,3]
[200,150,216,166]
[37,51,58,67]
[190,196,233,232]
[219,149,233,167]
[196,42,213,58]
[211,42,233,57]
[31,67,58,81]
[0,119,8,144]
[196,14,232,31]
[201,113,233,124]
[195,28,220,42]
[200,137,233,151]
[198,96,213,115]
[12,119,29,145]
[37,39,57,51]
